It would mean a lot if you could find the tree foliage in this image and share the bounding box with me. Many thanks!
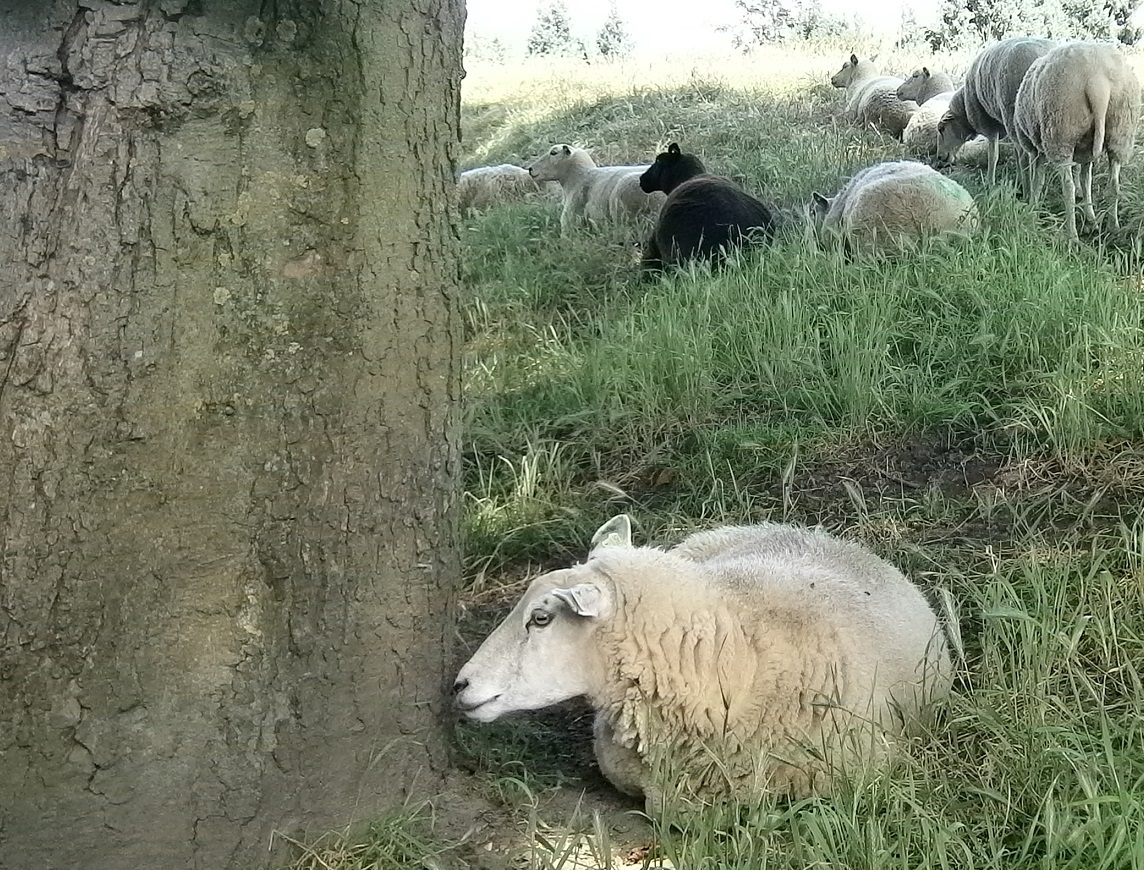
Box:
[723,0,858,49]
[596,3,633,58]
[527,0,581,57]
[928,0,1142,49]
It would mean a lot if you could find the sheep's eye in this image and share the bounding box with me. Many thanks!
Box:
[529,609,552,628]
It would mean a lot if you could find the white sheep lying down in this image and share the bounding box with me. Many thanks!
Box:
[454,515,953,812]
[903,92,992,165]
[1013,41,1141,240]
[456,164,555,216]
[813,160,979,254]
[527,144,665,233]
[831,54,918,139]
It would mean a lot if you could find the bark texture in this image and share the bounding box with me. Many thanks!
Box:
[0,1,463,867]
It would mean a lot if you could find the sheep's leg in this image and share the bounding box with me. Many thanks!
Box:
[1078,162,1095,224]
[1109,157,1122,228]
[1059,163,1078,241]
[1027,158,1045,208]
[987,135,999,186]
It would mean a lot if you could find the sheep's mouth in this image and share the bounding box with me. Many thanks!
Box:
[455,693,501,719]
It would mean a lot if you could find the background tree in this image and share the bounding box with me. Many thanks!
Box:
[929,0,1142,48]
[527,0,581,57]
[0,1,462,868]
[722,0,855,49]
[597,3,634,59]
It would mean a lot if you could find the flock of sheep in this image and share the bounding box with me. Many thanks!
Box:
[459,38,1141,262]
[453,38,1143,815]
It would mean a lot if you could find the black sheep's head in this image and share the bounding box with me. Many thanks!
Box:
[640,142,707,195]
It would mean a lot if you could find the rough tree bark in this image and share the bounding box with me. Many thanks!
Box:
[0,1,463,867]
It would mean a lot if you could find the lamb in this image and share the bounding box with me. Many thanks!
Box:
[831,54,918,139]
[896,67,956,105]
[936,37,1056,184]
[454,515,953,814]
[637,143,775,273]
[812,160,979,254]
[527,144,665,234]
[456,164,552,216]
[1013,41,1141,240]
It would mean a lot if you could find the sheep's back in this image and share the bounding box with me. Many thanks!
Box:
[966,37,1055,139]
[582,165,650,221]
[903,91,954,153]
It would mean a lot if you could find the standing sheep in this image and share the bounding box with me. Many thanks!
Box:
[1014,41,1141,240]
[457,164,553,217]
[527,144,664,234]
[831,54,918,139]
[454,515,953,814]
[896,67,956,105]
[637,143,775,273]
[812,160,979,254]
[936,37,1056,185]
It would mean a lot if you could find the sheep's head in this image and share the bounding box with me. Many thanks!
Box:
[528,143,574,181]
[639,143,707,195]
[896,67,930,102]
[830,53,863,88]
[809,191,834,223]
[935,92,973,165]
[453,515,633,722]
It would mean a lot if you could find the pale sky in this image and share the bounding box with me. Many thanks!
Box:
[465,0,942,56]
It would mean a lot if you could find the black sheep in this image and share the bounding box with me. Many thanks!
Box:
[638,143,774,274]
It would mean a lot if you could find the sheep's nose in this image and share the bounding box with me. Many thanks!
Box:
[453,676,469,695]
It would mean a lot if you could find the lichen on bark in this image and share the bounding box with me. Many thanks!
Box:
[0,2,464,867]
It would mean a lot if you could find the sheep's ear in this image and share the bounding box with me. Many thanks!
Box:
[922,66,930,77]
[812,191,829,207]
[590,515,632,553]
[849,52,858,65]
[561,144,571,155]
[668,142,681,155]
[552,583,607,618]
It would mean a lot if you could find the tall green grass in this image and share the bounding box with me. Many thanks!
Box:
[459,54,1144,569]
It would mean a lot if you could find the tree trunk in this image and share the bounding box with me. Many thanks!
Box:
[0,1,463,867]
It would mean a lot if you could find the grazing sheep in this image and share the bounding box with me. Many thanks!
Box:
[896,67,956,104]
[527,144,664,233]
[831,54,918,138]
[457,164,553,216]
[1013,41,1141,240]
[936,37,1056,184]
[812,160,979,254]
[902,93,994,166]
[454,515,953,813]
[637,143,774,273]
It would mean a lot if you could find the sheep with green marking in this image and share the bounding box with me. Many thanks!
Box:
[812,160,978,254]
[454,515,953,814]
